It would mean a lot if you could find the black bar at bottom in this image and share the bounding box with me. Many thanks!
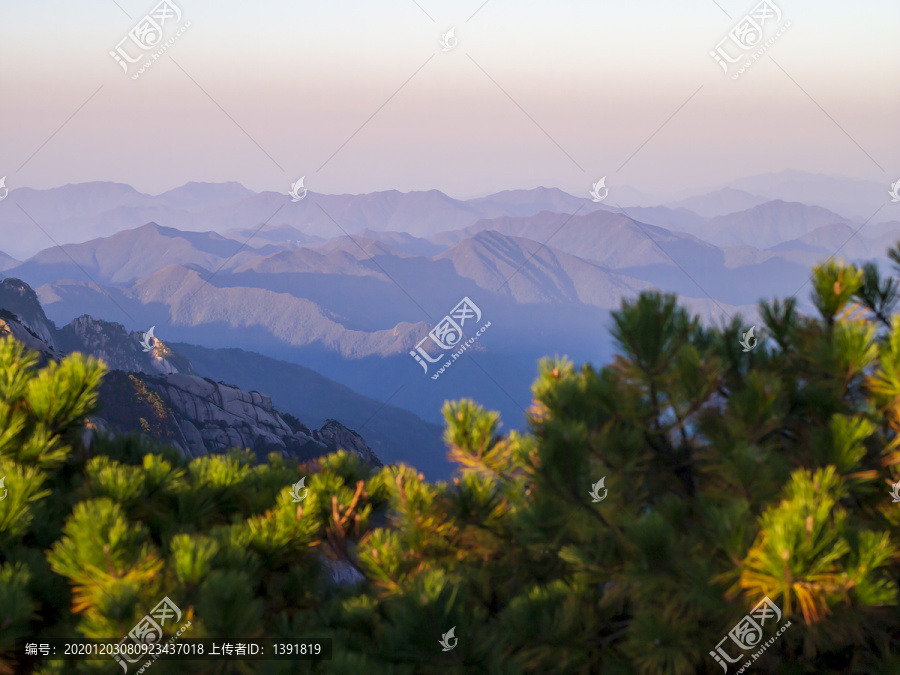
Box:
[16,638,332,660]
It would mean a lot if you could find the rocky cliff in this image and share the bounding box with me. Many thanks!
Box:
[0,310,60,362]
[58,314,194,377]
[0,278,57,346]
[100,370,380,464]
[0,277,381,467]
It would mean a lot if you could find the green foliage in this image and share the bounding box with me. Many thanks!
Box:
[3,248,900,673]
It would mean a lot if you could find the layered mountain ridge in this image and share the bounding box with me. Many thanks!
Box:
[0,277,382,467]
[2,178,898,481]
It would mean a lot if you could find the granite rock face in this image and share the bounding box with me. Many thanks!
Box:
[0,278,382,467]
[139,373,381,465]
[0,315,59,361]
[0,278,57,346]
[58,314,193,377]
[311,419,374,462]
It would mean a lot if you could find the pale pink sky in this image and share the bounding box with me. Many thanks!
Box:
[1,0,898,199]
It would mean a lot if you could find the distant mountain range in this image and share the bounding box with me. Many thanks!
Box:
[0,182,602,258]
[5,218,756,429]
[2,172,893,259]
[11,223,281,286]
[722,170,890,220]
[667,187,770,218]
[1,176,898,478]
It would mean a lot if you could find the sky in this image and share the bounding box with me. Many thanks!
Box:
[1,0,898,200]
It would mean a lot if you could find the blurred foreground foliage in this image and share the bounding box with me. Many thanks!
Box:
[2,249,900,674]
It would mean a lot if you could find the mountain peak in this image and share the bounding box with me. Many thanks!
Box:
[0,282,383,468]
[0,277,58,345]
[154,181,256,211]
[57,315,193,377]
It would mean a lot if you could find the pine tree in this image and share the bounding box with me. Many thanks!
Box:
[1,247,899,674]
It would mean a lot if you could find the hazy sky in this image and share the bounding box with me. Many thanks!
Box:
[2,0,898,199]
